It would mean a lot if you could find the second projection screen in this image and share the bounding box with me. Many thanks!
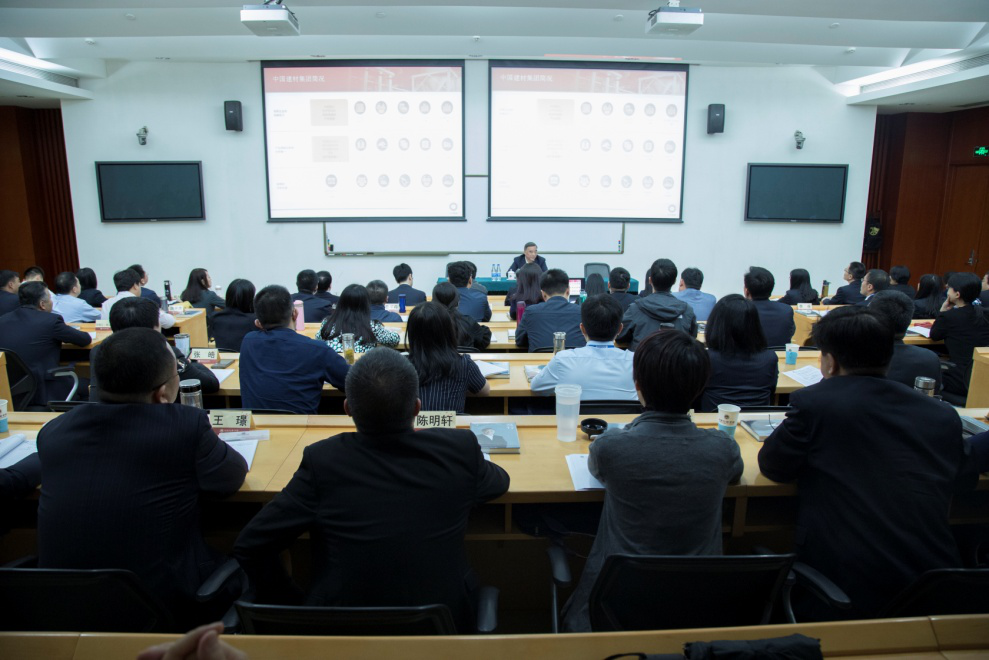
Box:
[489,62,688,222]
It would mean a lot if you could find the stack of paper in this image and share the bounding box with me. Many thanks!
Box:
[783,365,824,387]
[566,454,604,490]
[475,361,510,379]
[209,369,236,384]
[0,434,38,468]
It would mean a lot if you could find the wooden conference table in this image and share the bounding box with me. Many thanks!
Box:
[61,309,208,350]
[791,307,939,347]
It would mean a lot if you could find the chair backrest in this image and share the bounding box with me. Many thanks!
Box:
[584,263,610,281]
[235,601,458,636]
[532,346,555,353]
[47,401,94,412]
[580,400,643,415]
[0,348,36,412]
[588,554,795,632]
[0,567,173,632]
[880,568,989,618]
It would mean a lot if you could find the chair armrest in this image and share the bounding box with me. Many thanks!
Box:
[476,585,499,633]
[547,543,572,588]
[2,554,37,568]
[47,366,76,378]
[791,561,852,609]
[197,557,245,602]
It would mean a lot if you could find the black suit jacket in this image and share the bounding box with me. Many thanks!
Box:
[610,291,639,313]
[0,454,40,500]
[890,283,916,298]
[292,292,334,323]
[758,375,972,619]
[751,299,795,346]
[210,308,258,351]
[77,288,107,308]
[37,403,247,623]
[387,284,426,305]
[0,291,19,317]
[454,311,491,350]
[825,281,865,305]
[515,296,585,352]
[508,255,547,274]
[0,307,91,407]
[233,426,509,632]
[315,291,340,306]
[886,340,942,393]
[929,305,989,396]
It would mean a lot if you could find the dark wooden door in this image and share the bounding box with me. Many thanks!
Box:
[935,165,989,275]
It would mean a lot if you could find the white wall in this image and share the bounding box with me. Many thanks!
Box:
[61,60,876,300]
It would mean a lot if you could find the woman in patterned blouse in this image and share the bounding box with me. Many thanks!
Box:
[317,284,399,353]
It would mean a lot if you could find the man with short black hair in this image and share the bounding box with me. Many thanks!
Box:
[869,290,942,392]
[823,261,867,305]
[857,269,890,306]
[0,270,21,316]
[103,268,175,328]
[744,266,795,346]
[607,267,637,313]
[388,263,427,305]
[464,261,488,295]
[314,270,339,306]
[530,294,635,400]
[889,265,914,298]
[38,326,247,629]
[516,268,585,351]
[618,258,697,350]
[759,306,973,620]
[366,280,402,322]
[447,261,491,322]
[240,285,348,414]
[128,264,162,307]
[291,269,334,323]
[51,271,101,323]
[673,266,716,322]
[234,347,509,632]
[0,281,91,407]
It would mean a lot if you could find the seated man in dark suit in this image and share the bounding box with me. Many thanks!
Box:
[856,268,890,307]
[607,267,638,313]
[240,285,348,414]
[507,241,548,274]
[37,327,247,629]
[0,282,91,407]
[516,269,585,352]
[366,280,402,322]
[314,270,339,307]
[128,264,162,308]
[89,296,219,402]
[447,261,491,322]
[743,266,795,347]
[291,269,334,323]
[465,261,488,295]
[387,263,427,305]
[889,265,915,298]
[869,290,942,393]
[823,261,867,305]
[618,258,697,350]
[234,348,509,632]
[759,307,974,621]
[0,270,20,317]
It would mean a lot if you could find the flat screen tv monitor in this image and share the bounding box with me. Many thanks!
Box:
[744,164,848,223]
[96,161,205,223]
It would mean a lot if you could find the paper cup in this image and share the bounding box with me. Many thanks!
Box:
[785,343,799,365]
[555,385,582,442]
[717,403,740,438]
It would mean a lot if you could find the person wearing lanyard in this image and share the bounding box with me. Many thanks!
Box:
[530,294,636,401]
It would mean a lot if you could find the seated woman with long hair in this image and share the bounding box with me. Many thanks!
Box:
[584,273,607,297]
[180,267,225,314]
[930,272,989,398]
[433,282,491,350]
[317,283,399,353]
[406,302,490,413]
[209,278,257,351]
[778,268,819,305]
[913,274,943,319]
[698,294,778,411]
[505,263,545,320]
[76,267,107,307]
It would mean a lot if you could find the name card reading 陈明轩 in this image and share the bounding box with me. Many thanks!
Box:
[95,319,111,331]
[209,410,253,432]
[188,348,219,364]
[415,411,457,429]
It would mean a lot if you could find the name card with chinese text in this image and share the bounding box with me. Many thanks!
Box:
[209,410,253,432]
[95,319,111,331]
[415,411,457,429]
[168,304,186,315]
[189,348,219,364]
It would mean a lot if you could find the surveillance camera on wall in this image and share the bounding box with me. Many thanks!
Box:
[136,126,148,146]
[794,130,805,149]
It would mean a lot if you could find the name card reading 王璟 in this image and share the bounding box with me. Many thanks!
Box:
[209,410,253,432]
[188,348,219,364]
[415,411,457,429]
[95,319,111,331]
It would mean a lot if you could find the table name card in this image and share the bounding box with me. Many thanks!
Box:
[209,410,253,432]
[95,319,111,331]
[189,348,219,364]
[415,411,457,429]
[168,304,186,315]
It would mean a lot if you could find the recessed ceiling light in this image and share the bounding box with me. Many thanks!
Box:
[84,38,97,45]
[311,54,326,58]
[375,11,386,18]
[124,13,136,21]
[844,47,857,55]
[898,102,916,106]
[614,14,624,22]
[155,56,170,60]
[16,95,35,98]
[468,54,483,58]
[829,22,840,29]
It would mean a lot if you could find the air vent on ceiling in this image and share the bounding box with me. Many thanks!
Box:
[0,58,79,88]
[953,99,989,109]
[861,52,989,94]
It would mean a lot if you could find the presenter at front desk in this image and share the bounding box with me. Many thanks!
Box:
[507,242,548,274]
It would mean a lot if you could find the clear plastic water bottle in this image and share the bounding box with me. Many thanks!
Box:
[491,263,498,281]
[496,264,501,281]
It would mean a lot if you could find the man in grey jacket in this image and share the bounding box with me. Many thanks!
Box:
[618,258,697,350]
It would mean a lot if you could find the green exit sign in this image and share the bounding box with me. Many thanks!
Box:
[976,146,989,157]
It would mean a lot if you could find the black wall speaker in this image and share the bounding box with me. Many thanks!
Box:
[224,100,243,132]
[707,103,725,134]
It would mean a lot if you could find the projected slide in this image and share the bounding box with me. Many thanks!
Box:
[263,63,464,220]
[490,64,688,221]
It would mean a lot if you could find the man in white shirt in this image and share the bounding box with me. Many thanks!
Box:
[530,294,635,401]
[102,268,175,329]
[51,271,101,323]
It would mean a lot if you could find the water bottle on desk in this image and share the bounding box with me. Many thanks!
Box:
[294,300,305,331]
[179,380,203,409]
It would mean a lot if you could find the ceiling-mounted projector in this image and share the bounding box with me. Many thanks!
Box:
[646,4,703,36]
[241,2,300,37]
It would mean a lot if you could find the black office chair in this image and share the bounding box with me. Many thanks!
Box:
[533,347,556,353]
[584,263,610,281]
[0,347,79,412]
[47,400,94,412]
[580,400,643,415]
[235,585,498,636]
[878,568,989,618]
[547,550,798,632]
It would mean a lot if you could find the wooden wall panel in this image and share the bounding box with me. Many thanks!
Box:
[0,107,38,275]
[947,107,989,164]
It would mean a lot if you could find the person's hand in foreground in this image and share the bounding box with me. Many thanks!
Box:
[136,622,247,660]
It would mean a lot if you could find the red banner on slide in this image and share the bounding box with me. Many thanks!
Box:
[492,68,685,95]
[265,66,462,93]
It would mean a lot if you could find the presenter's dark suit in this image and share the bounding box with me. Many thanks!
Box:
[515,296,585,352]
[751,299,795,346]
[234,426,509,632]
[37,403,248,628]
[0,291,20,316]
[825,280,865,305]
[209,308,258,351]
[508,255,547,274]
[0,307,91,407]
[292,292,335,323]
[759,375,973,620]
[886,339,942,393]
[455,286,491,322]
[387,283,426,305]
